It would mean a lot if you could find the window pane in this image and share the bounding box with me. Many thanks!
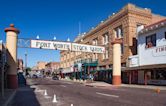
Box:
[121,43,124,54]
[152,34,156,46]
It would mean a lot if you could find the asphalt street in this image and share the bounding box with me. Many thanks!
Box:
[9,78,166,106]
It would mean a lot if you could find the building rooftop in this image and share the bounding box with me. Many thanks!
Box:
[74,3,153,43]
[139,19,166,35]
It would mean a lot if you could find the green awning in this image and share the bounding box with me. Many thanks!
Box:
[96,68,112,72]
[83,63,98,67]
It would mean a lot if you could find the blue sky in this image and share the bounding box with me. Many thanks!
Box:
[0,0,166,67]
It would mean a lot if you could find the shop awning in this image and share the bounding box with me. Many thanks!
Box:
[95,68,113,72]
[62,67,73,73]
[123,64,166,71]
[74,62,98,67]
[83,63,98,67]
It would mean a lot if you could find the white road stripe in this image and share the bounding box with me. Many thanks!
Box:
[96,92,119,98]
[30,85,37,88]
[60,85,66,87]
[35,89,45,93]
[44,95,51,99]
[61,82,73,85]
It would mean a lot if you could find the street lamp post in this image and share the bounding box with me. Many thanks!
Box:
[25,52,27,72]
[74,52,76,81]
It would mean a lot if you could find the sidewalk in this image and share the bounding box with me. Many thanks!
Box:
[121,84,166,90]
[2,79,58,106]
[85,81,166,90]
[0,89,16,106]
[84,81,112,87]
[60,78,166,90]
[8,86,41,106]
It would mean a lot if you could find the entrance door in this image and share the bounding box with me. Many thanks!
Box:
[132,71,138,84]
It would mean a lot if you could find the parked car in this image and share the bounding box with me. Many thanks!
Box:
[52,76,59,80]
[32,74,38,78]
[37,74,44,78]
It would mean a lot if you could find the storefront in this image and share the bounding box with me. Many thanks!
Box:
[95,69,112,83]
[126,19,166,85]
[73,59,98,80]
[124,64,166,85]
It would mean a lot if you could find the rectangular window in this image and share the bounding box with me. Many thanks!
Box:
[102,32,109,45]
[93,38,98,45]
[105,49,109,59]
[102,35,105,45]
[105,33,108,44]
[145,34,156,48]
[93,40,95,45]
[114,26,123,38]
[102,49,109,60]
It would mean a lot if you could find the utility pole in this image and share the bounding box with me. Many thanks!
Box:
[25,52,27,72]
[79,22,81,35]
[1,46,5,98]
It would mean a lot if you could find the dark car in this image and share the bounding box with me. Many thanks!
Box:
[32,74,38,78]
[52,76,59,80]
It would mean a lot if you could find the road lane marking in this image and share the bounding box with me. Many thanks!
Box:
[60,85,66,87]
[60,81,73,85]
[44,95,51,99]
[96,92,119,98]
[35,89,45,93]
[30,85,37,88]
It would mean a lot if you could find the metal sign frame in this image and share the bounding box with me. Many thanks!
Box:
[17,38,105,54]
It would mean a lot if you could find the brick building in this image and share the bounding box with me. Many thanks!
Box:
[60,4,165,82]
[36,61,47,70]
[45,62,60,73]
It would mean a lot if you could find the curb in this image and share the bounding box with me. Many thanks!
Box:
[84,85,111,88]
[121,85,166,91]
[3,90,17,106]
[85,85,94,87]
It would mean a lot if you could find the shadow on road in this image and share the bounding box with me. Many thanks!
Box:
[8,85,40,106]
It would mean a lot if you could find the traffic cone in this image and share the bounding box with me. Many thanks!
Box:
[44,90,48,96]
[71,104,73,106]
[52,94,57,103]
[155,88,160,94]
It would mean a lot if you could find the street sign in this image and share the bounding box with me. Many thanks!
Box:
[31,40,71,51]
[30,39,105,53]
[72,43,105,53]
[77,63,82,72]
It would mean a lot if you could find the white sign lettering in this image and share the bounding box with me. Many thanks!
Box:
[153,45,166,56]
[31,40,105,53]
[31,40,71,51]
[72,43,105,53]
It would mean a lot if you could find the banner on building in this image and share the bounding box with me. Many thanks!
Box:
[31,40,105,53]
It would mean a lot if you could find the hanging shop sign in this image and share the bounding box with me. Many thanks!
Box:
[31,40,105,53]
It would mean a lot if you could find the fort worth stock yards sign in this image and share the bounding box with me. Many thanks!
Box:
[31,40,105,53]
